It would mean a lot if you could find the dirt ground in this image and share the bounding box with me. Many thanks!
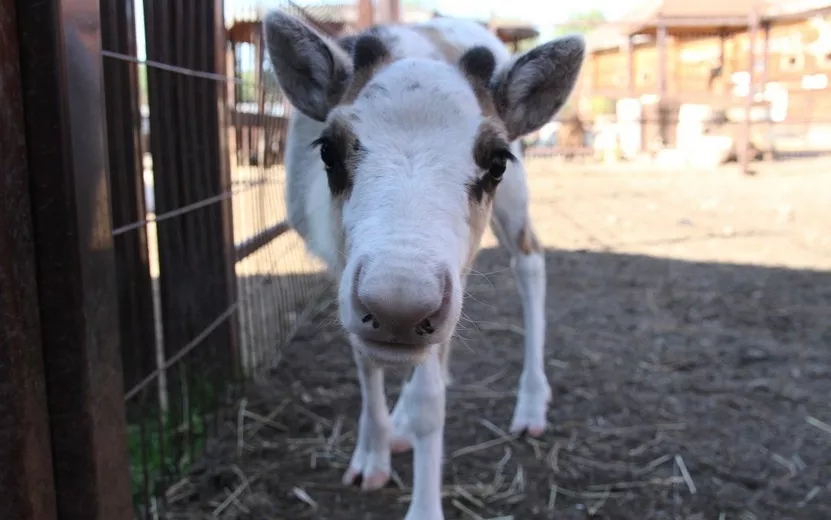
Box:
[167,156,831,520]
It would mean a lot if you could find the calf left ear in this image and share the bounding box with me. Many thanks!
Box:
[491,35,585,141]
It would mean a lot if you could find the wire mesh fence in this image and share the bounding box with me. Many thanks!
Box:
[97,1,348,516]
[5,1,831,518]
[98,4,831,516]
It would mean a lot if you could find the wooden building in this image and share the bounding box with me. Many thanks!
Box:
[576,0,831,161]
[584,0,831,125]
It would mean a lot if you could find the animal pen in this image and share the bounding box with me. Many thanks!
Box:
[2,0,332,518]
[1,1,830,520]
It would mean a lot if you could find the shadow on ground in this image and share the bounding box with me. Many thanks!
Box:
[170,246,831,520]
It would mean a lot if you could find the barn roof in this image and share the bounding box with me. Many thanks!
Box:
[586,0,831,52]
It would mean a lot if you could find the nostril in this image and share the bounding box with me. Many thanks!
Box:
[415,318,435,336]
[362,313,380,329]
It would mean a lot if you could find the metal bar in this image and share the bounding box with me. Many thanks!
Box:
[14,0,133,518]
[214,0,241,381]
[101,49,246,84]
[0,0,58,517]
[142,0,238,391]
[234,221,292,262]
[100,0,157,400]
[124,304,239,402]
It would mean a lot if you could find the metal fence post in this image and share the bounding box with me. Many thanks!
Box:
[14,0,133,518]
[140,0,239,476]
[0,0,59,518]
[100,0,157,403]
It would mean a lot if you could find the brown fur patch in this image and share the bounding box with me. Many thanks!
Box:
[340,35,394,105]
[465,76,498,117]
[416,28,499,117]
[458,48,499,117]
[517,224,542,255]
[466,194,493,265]
[340,59,393,104]
[472,119,510,170]
[319,116,364,197]
[468,119,511,204]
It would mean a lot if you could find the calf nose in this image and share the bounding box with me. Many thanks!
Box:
[354,263,451,341]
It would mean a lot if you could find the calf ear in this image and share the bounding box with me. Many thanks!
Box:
[263,11,353,121]
[491,35,585,141]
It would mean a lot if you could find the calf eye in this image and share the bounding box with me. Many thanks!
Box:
[311,136,350,196]
[489,149,515,181]
[314,137,337,171]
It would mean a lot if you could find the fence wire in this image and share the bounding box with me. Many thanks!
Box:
[96,2,831,517]
[99,1,346,517]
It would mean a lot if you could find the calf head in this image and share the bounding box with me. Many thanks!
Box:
[264,11,584,364]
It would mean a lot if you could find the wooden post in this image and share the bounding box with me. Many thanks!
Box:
[656,21,668,98]
[358,0,375,29]
[14,0,133,518]
[0,0,59,518]
[255,25,267,166]
[227,42,239,165]
[377,0,400,24]
[655,21,669,148]
[625,35,635,97]
[760,21,770,94]
[390,0,400,23]
[741,10,761,174]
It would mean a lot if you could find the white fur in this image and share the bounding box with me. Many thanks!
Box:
[265,12,585,519]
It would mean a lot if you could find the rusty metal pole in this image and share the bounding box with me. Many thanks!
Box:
[741,10,760,174]
[0,1,59,518]
[14,0,134,517]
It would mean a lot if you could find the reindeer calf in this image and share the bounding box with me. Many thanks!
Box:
[264,11,584,519]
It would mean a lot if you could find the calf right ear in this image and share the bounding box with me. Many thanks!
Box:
[263,11,353,121]
[491,35,585,141]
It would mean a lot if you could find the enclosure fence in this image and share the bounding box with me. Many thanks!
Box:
[3,2,831,520]
[2,1,339,519]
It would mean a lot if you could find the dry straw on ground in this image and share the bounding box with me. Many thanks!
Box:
[167,157,831,519]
